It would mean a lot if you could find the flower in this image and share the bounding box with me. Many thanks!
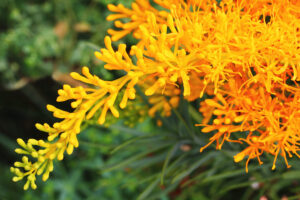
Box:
[198,80,300,172]
[12,0,300,189]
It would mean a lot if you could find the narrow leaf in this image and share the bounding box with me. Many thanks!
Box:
[161,143,178,185]
[172,152,216,183]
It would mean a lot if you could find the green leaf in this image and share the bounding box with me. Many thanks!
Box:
[148,180,181,200]
[161,143,179,185]
[172,152,216,183]
[110,135,150,154]
[282,170,300,179]
[102,142,172,173]
[109,124,149,136]
[0,132,18,151]
[188,105,203,124]
[288,194,300,200]
[130,153,167,169]
[137,176,160,200]
[202,168,247,183]
[217,180,255,197]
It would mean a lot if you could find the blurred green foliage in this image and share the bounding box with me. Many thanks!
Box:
[0,0,132,88]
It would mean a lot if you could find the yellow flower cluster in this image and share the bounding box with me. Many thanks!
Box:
[12,0,300,189]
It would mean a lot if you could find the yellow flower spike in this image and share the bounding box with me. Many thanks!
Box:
[93,51,101,60]
[106,4,121,14]
[106,0,168,41]
[117,43,127,55]
[16,138,27,150]
[57,88,67,96]
[14,162,23,168]
[48,160,54,172]
[120,92,129,109]
[216,93,227,106]
[128,87,136,100]
[57,148,65,161]
[110,106,120,118]
[48,152,56,160]
[104,36,114,54]
[167,14,177,33]
[205,99,224,109]
[12,176,23,182]
[53,122,61,128]
[70,133,79,147]
[98,105,109,125]
[37,149,48,155]
[108,29,131,42]
[86,100,106,120]
[15,148,29,155]
[170,73,178,82]
[71,99,82,108]
[28,139,38,145]
[57,132,69,139]
[38,156,45,163]
[234,152,245,163]
[63,84,72,92]
[56,142,63,148]
[36,123,47,130]
[145,78,166,96]
[234,115,246,123]
[201,126,216,133]
[114,20,123,28]
[14,168,23,176]
[46,104,56,112]
[22,156,29,163]
[145,84,159,96]
[42,171,50,182]
[213,109,226,115]
[48,133,59,141]
[31,181,37,190]
[26,143,36,153]
[225,118,231,124]
[23,180,30,190]
[66,144,74,155]
[219,126,229,133]
[24,164,31,171]
[180,70,191,96]
[52,110,73,119]
[31,151,39,158]
[28,174,35,182]
[70,72,90,84]
[213,119,222,125]
[58,121,72,131]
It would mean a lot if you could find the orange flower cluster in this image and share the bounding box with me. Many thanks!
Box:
[12,0,300,189]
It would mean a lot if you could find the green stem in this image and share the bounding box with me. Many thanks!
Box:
[188,105,203,124]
